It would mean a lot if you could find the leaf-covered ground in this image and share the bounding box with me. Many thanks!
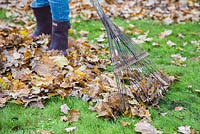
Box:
[0,0,200,134]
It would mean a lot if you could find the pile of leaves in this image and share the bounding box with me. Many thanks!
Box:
[0,0,180,121]
[0,24,153,120]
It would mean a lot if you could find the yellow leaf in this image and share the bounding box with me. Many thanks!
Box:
[68,28,74,34]
[15,99,23,105]
[0,78,9,90]
[20,29,28,36]
[74,70,87,77]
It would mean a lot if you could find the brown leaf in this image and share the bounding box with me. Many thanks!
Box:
[121,121,131,127]
[135,121,162,134]
[29,101,45,109]
[0,97,8,108]
[94,101,116,120]
[49,55,69,68]
[39,130,53,134]
[67,109,80,123]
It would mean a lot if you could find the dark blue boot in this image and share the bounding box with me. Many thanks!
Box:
[49,20,70,55]
[30,6,52,37]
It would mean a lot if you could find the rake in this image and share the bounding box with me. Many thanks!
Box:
[91,0,171,111]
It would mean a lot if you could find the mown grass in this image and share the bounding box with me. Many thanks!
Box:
[0,9,200,134]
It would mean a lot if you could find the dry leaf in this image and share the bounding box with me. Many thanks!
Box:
[29,101,45,109]
[79,30,89,37]
[60,104,70,114]
[39,130,53,134]
[0,97,7,108]
[171,54,187,66]
[60,116,68,122]
[65,126,77,133]
[167,40,176,47]
[187,85,192,89]
[152,42,160,47]
[96,33,106,43]
[163,17,174,25]
[67,109,80,123]
[178,126,191,134]
[121,121,131,127]
[159,30,172,39]
[135,121,162,134]
[49,55,69,68]
[174,106,184,111]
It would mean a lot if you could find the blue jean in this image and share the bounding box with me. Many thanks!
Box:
[31,0,70,22]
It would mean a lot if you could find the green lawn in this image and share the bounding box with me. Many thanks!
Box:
[0,9,200,134]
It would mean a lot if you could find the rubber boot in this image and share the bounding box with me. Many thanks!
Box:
[30,6,52,37]
[49,20,70,55]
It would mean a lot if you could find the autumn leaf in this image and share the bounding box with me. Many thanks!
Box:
[159,30,172,39]
[65,127,77,133]
[174,106,184,111]
[49,55,69,68]
[60,104,70,114]
[0,97,7,108]
[135,121,162,134]
[39,130,53,134]
[171,54,187,66]
[60,116,68,122]
[121,121,131,127]
[67,109,80,123]
[167,40,176,47]
[178,126,191,134]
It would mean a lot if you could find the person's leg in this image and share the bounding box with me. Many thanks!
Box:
[30,0,52,37]
[48,0,70,55]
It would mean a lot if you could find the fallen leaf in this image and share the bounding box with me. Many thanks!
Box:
[60,116,68,122]
[174,106,184,111]
[49,55,69,68]
[178,126,191,134]
[167,40,176,47]
[163,17,174,25]
[152,42,160,47]
[39,130,53,134]
[187,85,192,89]
[67,109,80,123]
[60,104,70,114]
[96,33,106,43]
[121,121,131,127]
[171,54,187,66]
[135,121,162,134]
[160,112,168,116]
[0,97,7,108]
[65,126,77,133]
[159,30,172,39]
[79,30,89,37]
[29,101,45,109]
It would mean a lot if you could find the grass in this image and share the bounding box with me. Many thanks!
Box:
[0,9,200,134]
[0,9,7,20]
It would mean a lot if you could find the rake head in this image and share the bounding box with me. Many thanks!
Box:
[91,0,171,110]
